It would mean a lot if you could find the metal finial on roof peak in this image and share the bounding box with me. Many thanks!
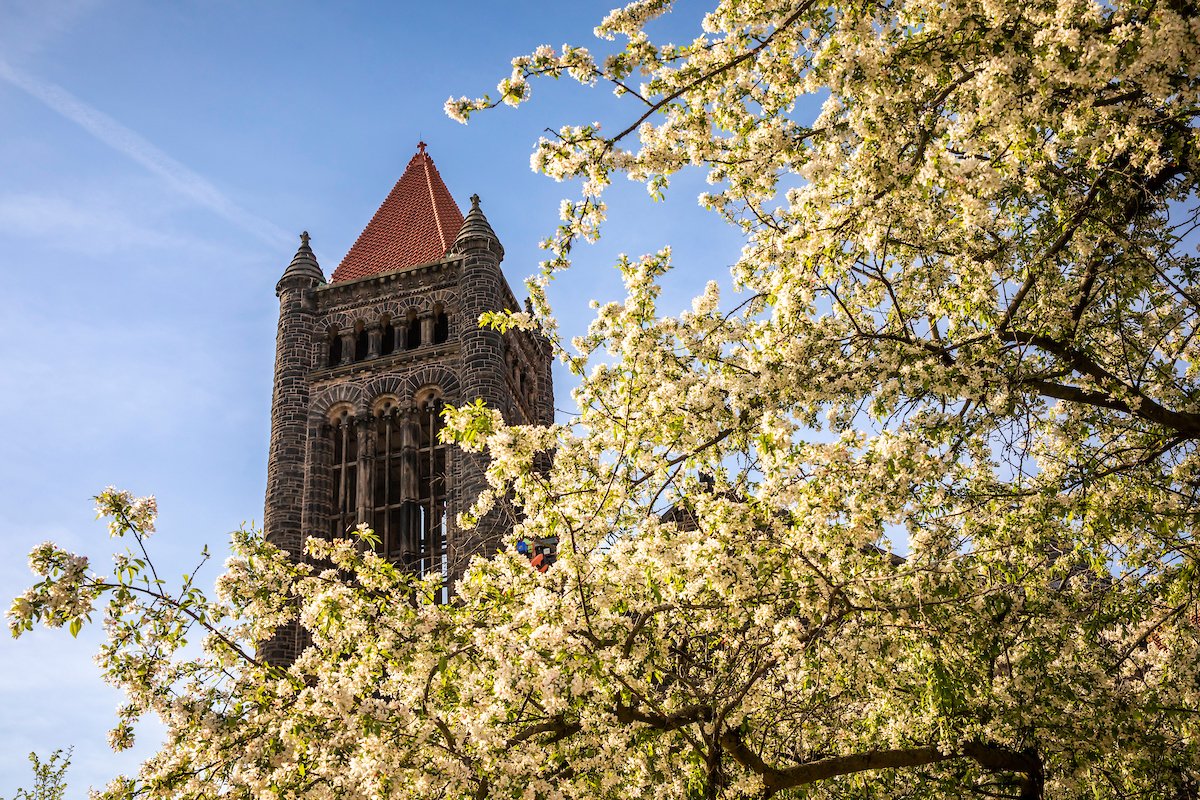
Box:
[470,193,481,208]
[417,141,427,154]
[300,231,310,247]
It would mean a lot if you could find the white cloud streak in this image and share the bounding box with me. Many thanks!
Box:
[0,56,293,248]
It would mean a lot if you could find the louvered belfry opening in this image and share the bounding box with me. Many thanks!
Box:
[433,303,449,345]
[406,311,421,350]
[380,315,395,356]
[370,396,448,600]
[328,328,342,367]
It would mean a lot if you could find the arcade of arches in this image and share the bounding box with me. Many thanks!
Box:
[326,394,448,593]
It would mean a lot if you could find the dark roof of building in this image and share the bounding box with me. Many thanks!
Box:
[330,144,464,283]
[451,193,504,258]
[278,231,325,289]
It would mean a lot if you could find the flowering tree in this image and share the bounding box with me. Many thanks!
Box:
[10,0,1200,798]
[3,748,73,800]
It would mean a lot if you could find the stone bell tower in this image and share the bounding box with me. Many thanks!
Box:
[262,144,553,664]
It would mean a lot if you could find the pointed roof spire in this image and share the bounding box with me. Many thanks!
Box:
[451,193,504,258]
[278,230,325,290]
[331,145,465,282]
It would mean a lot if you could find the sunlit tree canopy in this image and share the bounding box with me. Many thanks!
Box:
[11,0,1200,797]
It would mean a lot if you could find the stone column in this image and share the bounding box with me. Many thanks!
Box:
[367,324,381,359]
[356,411,375,530]
[421,315,435,348]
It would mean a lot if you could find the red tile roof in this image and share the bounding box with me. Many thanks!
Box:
[331,144,464,283]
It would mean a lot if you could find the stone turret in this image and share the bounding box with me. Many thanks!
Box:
[266,233,325,554]
[449,195,513,563]
[263,232,325,665]
[451,195,507,407]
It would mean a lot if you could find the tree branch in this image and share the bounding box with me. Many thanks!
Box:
[607,0,818,146]
[718,731,1043,798]
[997,178,1104,333]
[507,716,583,746]
[1005,331,1200,436]
[614,702,714,731]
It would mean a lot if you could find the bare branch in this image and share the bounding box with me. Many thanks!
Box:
[719,731,1043,799]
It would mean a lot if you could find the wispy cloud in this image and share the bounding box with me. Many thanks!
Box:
[0,192,192,251]
[0,0,99,59]
[0,57,292,248]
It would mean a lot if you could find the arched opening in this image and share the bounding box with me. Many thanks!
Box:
[354,320,369,361]
[372,397,416,563]
[380,314,395,357]
[369,390,448,602]
[416,392,448,603]
[406,310,421,351]
[327,326,342,368]
[327,408,358,538]
[433,303,449,344]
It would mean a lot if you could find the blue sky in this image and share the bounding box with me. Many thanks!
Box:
[0,1,748,795]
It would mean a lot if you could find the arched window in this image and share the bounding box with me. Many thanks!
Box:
[372,399,417,565]
[370,392,448,602]
[406,310,421,351]
[380,315,395,357]
[354,321,369,361]
[433,303,449,344]
[328,326,342,368]
[328,410,357,538]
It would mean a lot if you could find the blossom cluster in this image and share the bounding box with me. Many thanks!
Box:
[95,487,157,538]
[8,542,95,636]
[9,0,1200,797]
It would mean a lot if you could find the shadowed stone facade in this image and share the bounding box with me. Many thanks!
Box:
[262,161,552,665]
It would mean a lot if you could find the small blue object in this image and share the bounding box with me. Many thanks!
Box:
[516,540,528,554]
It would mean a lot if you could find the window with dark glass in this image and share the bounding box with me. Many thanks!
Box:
[372,406,417,565]
[329,414,357,538]
[416,396,448,603]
